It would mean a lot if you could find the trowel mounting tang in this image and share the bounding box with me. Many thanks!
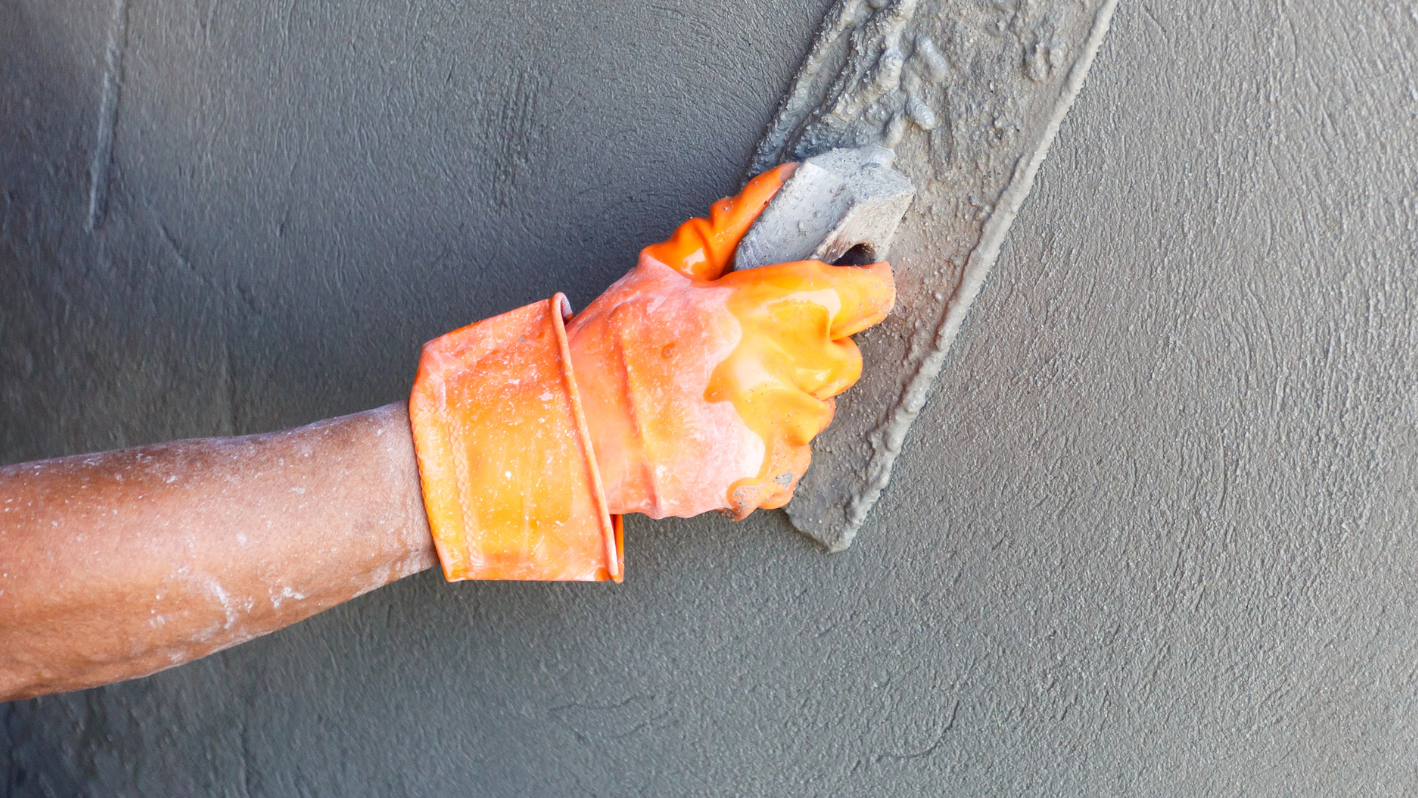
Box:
[734,146,916,271]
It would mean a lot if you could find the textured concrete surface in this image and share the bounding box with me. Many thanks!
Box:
[4,0,1418,795]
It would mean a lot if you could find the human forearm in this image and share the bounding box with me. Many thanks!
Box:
[0,163,898,699]
[0,403,436,700]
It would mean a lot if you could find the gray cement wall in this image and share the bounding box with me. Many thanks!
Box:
[4,0,1417,794]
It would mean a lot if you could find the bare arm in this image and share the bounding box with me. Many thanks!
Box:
[0,402,437,701]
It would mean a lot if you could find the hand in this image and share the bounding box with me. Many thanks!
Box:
[567,165,896,520]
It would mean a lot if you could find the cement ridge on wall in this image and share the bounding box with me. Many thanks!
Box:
[751,0,1120,551]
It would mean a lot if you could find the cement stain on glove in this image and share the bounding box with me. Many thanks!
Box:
[568,165,896,521]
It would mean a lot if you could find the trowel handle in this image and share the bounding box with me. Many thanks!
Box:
[733,148,915,272]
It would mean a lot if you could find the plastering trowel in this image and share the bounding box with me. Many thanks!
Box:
[745,0,1121,552]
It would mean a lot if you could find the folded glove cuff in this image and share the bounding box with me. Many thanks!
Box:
[409,294,622,582]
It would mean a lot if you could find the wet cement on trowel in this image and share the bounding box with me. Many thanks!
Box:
[752,0,1119,551]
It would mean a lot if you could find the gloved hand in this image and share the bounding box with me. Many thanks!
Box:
[566,164,896,520]
[409,164,895,582]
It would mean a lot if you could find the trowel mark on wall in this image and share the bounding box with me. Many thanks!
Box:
[849,0,1120,535]
[87,0,130,232]
[483,68,551,211]
[751,0,1121,550]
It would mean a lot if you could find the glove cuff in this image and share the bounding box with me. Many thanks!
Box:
[409,294,623,582]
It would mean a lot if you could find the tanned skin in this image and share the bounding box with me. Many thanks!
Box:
[0,403,438,701]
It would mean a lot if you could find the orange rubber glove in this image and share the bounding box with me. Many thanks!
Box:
[409,294,622,582]
[566,164,895,520]
[409,164,895,582]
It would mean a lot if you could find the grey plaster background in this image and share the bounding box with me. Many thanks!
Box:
[3,0,1418,794]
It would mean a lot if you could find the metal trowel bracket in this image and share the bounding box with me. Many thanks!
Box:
[734,146,916,271]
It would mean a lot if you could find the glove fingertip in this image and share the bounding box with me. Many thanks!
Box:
[830,260,896,339]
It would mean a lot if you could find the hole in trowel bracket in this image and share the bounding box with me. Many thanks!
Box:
[833,244,877,267]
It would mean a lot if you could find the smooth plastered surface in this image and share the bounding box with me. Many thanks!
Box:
[5,0,1418,795]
